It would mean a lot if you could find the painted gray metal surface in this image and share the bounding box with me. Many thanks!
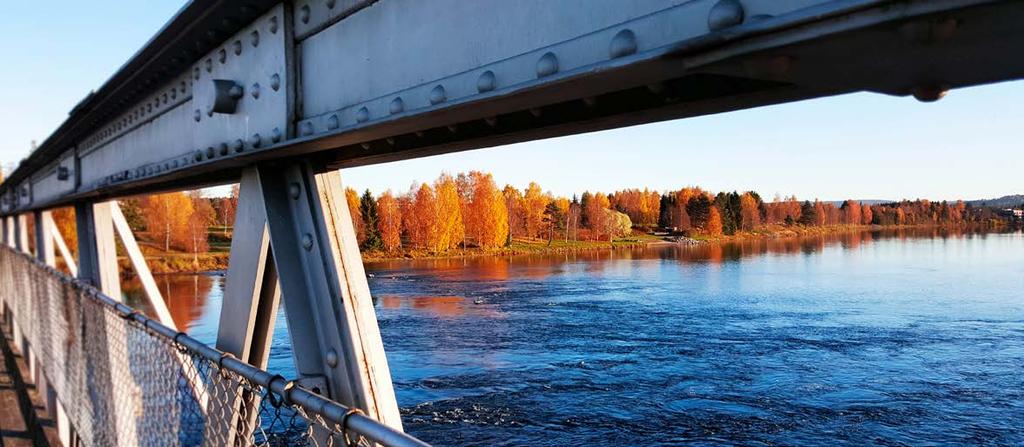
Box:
[2,0,1023,215]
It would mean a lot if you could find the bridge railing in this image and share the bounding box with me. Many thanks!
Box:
[0,245,428,447]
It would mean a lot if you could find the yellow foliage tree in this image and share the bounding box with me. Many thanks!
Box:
[143,192,193,252]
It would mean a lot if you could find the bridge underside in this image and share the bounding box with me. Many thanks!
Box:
[0,1,1021,444]
[2,0,1022,212]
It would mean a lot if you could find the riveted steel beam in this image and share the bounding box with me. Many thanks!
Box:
[2,0,1023,215]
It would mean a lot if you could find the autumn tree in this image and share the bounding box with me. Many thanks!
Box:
[739,192,761,231]
[433,174,464,251]
[345,187,365,246]
[522,182,548,239]
[186,191,214,267]
[408,183,436,249]
[143,192,193,252]
[503,185,525,243]
[212,184,239,235]
[705,206,724,236]
[584,191,611,240]
[466,172,508,249]
[376,191,402,253]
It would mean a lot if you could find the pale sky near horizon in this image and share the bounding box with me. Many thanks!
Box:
[1,2,1021,202]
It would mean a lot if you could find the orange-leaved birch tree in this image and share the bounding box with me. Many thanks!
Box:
[376,191,402,253]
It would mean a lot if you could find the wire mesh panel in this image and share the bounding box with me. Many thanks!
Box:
[0,246,427,447]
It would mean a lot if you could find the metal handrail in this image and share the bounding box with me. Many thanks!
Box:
[3,246,429,447]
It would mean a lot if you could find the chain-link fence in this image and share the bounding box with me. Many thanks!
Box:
[0,246,428,447]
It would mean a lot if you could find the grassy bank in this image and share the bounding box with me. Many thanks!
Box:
[130,223,986,273]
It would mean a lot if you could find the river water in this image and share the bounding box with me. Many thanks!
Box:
[126,229,1024,446]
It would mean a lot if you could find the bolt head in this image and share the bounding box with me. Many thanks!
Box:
[429,85,446,105]
[289,183,301,199]
[327,114,340,130]
[477,71,496,93]
[609,29,638,59]
[325,349,338,368]
[270,74,281,91]
[536,52,559,78]
[708,0,745,31]
[300,5,310,24]
[356,107,370,123]
[389,97,404,115]
[302,234,314,250]
[233,40,242,56]
[250,133,262,148]
[233,139,245,153]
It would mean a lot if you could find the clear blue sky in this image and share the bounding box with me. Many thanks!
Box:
[2,2,1021,202]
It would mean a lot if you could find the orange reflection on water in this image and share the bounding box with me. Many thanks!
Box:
[123,274,214,330]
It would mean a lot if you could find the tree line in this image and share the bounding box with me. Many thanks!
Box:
[344,171,1006,253]
[44,171,1009,259]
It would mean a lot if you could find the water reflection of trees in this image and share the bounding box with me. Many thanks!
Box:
[123,274,213,329]
[370,227,1011,282]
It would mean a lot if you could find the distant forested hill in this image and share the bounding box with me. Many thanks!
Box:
[968,195,1024,208]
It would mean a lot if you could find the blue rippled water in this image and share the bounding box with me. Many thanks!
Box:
[139,229,1024,446]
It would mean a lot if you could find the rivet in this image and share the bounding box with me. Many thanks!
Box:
[170,88,177,100]
[205,58,213,73]
[360,142,371,150]
[206,147,215,159]
[272,127,283,142]
[300,122,314,136]
[529,108,542,118]
[386,137,395,147]
[536,52,559,77]
[911,84,948,103]
[389,97,404,115]
[251,83,261,99]
[218,49,227,63]
[289,183,301,199]
[302,234,313,250]
[429,85,446,105]
[609,29,638,59]
[708,0,745,31]
[233,40,242,56]
[233,139,244,152]
[327,0,336,9]
[325,349,338,367]
[300,5,310,24]
[356,107,370,123]
[250,133,262,148]
[219,143,229,155]
[327,114,340,130]
[484,116,497,127]
[447,124,458,133]
[270,74,281,91]
[477,70,496,93]
[194,67,200,80]
[194,109,201,122]
[269,16,279,34]
[251,30,260,47]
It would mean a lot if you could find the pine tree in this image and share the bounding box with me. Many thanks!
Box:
[359,189,382,250]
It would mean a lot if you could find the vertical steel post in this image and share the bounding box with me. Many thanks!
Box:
[210,167,282,445]
[258,162,402,429]
[14,214,29,255]
[75,201,134,445]
[34,210,73,447]
[75,202,120,297]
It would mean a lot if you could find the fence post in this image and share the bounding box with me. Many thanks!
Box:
[75,201,135,445]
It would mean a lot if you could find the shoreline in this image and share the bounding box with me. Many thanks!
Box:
[131,223,1008,274]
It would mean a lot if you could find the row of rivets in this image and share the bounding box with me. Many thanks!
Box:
[85,76,191,151]
[299,26,646,138]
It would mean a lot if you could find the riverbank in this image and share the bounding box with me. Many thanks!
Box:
[128,223,995,273]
